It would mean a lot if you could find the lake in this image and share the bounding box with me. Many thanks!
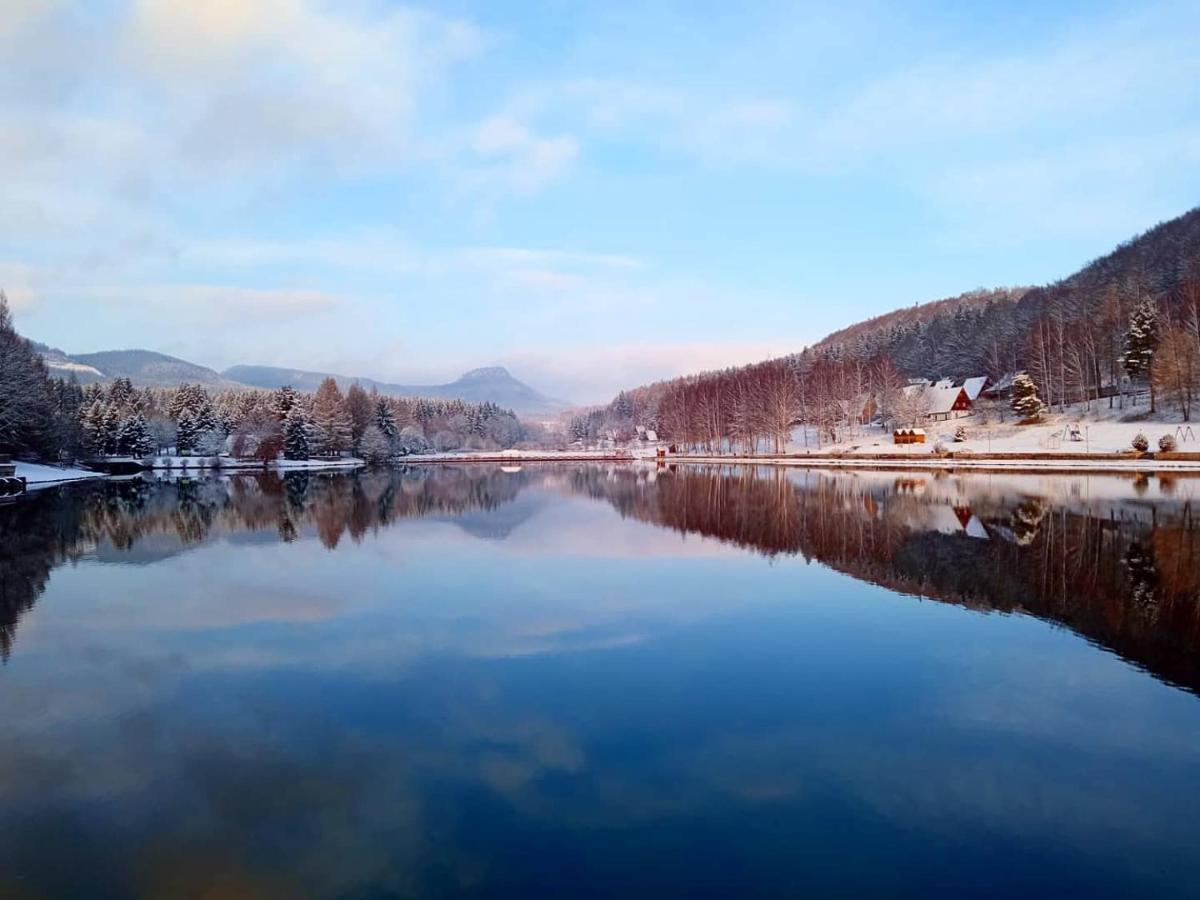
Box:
[2,463,1200,898]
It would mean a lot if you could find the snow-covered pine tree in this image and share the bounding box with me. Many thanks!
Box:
[1010,373,1047,421]
[80,399,106,456]
[283,406,310,460]
[118,413,155,457]
[101,404,122,455]
[1122,300,1161,411]
[107,376,135,410]
[193,400,220,436]
[359,424,392,463]
[167,382,207,419]
[271,385,299,422]
[175,409,198,453]
[0,290,53,455]
[375,398,398,439]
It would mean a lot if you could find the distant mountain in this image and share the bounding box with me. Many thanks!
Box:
[33,342,107,383]
[33,341,567,417]
[39,348,240,389]
[223,364,568,416]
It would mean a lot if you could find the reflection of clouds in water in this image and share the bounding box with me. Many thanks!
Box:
[0,662,598,898]
[929,636,1200,761]
[4,466,1200,895]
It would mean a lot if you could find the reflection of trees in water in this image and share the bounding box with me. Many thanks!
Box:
[0,489,91,660]
[572,465,1200,694]
[0,467,525,661]
[7,464,1200,692]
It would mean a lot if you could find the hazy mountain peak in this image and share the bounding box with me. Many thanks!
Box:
[458,366,512,382]
[35,347,568,417]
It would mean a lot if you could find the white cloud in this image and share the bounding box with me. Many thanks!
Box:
[76,281,342,324]
[457,115,579,198]
[0,0,486,242]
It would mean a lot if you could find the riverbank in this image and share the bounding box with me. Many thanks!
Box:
[10,456,367,491]
[413,450,634,464]
[652,450,1200,475]
[143,455,365,472]
[14,461,107,490]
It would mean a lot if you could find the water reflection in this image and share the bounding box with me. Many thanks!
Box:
[2,465,1200,897]
[5,465,1200,692]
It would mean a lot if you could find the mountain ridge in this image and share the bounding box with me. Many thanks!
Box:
[34,344,566,417]
[223,363,567,416]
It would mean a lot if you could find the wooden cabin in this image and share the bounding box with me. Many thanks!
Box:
[893,428,926,444]
[927,385,972,421]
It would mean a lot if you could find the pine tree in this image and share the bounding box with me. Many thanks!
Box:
[1011,373,1047,421]
[168,383,207,419]
[375,398,398,440]
[193,400,220,435]
[50,376,85,459]
[175,410,198,453]
[0,290,53,455]
[271,385,299,422]
[1122,300,1161,411]
[118,413,155,457]
[359,424,392,463]
[283,406,310,460]
[101,405,121,455]
[108,376,135,409]
[80,399,107,456]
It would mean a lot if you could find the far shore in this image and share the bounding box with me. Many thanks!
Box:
[649,450,1200,475]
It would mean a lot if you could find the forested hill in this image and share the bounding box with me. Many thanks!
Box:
[808,287,1031,360]
[824,206,1200,378]
[576,204,1200,444]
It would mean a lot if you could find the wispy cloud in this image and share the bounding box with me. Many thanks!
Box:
[79,281,342,323]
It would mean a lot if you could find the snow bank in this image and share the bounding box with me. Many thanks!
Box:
[144,455,365,472]
[670,455,1200,474]
[784,407,1200,459]
[14,461,105,490]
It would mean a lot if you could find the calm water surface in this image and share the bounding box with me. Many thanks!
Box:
[3,464,1200,898]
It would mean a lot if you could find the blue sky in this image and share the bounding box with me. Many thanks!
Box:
[2,0,1199,402]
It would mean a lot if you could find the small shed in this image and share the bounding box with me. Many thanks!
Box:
[894,428,926,444]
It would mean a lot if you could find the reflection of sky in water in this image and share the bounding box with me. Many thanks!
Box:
[2,469,1200,897]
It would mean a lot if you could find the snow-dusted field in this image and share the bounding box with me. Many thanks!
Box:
[653,403,1200,473]
[787,405,1200,458]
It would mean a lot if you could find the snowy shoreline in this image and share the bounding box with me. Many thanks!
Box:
[651,453,1200,474]
[11,456,366,491]
[14,462,108,490]
[142,455,365,472]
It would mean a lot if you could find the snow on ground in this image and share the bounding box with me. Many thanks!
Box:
[145,455,364,471]
[417,449,630,461]
[788,403,1200,457]
[14,461,105,489]
[274,457,364,470]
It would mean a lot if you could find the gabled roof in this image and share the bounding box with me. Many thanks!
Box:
[961,376,989,400]
[986,372,1016,393]
[926,384,968,415]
